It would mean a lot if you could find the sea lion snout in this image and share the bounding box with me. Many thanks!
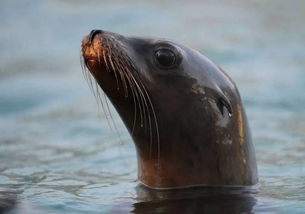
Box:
[89,29,103,44]
[81,30,106,72]
[81,29,104,47]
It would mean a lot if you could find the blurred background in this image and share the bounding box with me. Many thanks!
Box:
[0,0,305,213]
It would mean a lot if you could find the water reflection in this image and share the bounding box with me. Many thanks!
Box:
[0,189,17,214]
[113,186,257,214]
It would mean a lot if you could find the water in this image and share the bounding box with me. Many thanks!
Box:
[0,0,305,213]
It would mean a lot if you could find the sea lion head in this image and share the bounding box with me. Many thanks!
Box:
[81,30,258,189]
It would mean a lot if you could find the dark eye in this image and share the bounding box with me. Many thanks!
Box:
[155,49,176,68]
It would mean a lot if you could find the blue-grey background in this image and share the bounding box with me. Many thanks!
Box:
[0,0,305,213]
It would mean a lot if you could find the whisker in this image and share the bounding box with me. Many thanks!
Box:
[141,82,160,164]
[105,38,120,90]
[115,59,138,133]
[127,72,154,155]
[81,46,115,132]
[123,57,160,162]
[103,49,110,73]
[113,49,129,98]
[97,49,101,65]
[81,37,160,167]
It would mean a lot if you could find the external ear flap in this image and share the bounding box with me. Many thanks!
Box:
[218,96,233,116]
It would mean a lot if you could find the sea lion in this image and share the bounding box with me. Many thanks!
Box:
[81,29,258,189]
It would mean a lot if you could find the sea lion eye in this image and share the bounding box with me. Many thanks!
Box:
[155,49,176,68]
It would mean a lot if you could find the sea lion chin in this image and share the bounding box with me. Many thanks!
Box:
[81,29,258,189]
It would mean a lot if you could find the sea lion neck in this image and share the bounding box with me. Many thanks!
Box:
[134,99,256,188]
[81,30,258,189]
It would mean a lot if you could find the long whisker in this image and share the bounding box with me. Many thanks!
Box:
[126,71,155,156]
[81,43,115,132]
[122,55,160,163]
[102,39,124,139]
[140,81,160,164]
[110,39,129,98]
[113,55,139,133]
[81,37,160,167]
[105,38,121,91]
[112,49,152,152]
[119,56,146,128]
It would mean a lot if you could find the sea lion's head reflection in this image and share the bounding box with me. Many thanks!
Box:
[112,185,257,214]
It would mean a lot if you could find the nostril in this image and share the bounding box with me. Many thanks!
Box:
[89,29,103,44]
